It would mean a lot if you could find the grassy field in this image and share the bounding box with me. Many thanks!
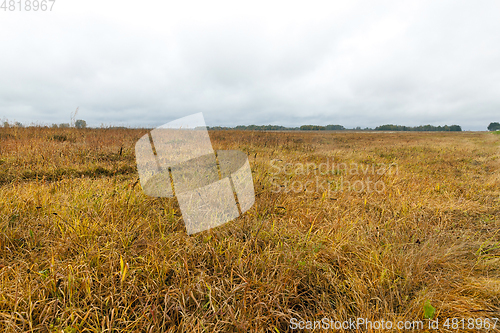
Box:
[0,127,499,332]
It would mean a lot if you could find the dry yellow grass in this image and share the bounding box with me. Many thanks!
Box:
[0,127,499,332]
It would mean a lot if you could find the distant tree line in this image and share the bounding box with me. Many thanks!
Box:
[208,124,463,131]
[236,125,295,131]
[50,119,86,128]
[374,124,462,131]
[209,125,296,130]
[299,125,346,130]
[208,124,346,131]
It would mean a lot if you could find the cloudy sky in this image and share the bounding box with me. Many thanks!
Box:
[1,0,499,130]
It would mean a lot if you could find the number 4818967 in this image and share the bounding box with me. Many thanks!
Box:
[1,0,56,11]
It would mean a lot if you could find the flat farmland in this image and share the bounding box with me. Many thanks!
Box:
[0,127,499,332]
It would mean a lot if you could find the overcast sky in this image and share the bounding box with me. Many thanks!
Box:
[1,0,499,130]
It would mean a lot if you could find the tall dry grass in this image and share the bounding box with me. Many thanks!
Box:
[0,127,499,332]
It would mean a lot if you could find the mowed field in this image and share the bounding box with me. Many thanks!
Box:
[0,127,499,332]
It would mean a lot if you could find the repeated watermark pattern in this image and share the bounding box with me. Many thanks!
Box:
[270,158,398,195]
[1,0,56,11]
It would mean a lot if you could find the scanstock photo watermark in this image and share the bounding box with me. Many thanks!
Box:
[290,317,499,331]
[269,158,398,195]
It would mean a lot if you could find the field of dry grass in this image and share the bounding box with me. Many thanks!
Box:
[0,126,499,332]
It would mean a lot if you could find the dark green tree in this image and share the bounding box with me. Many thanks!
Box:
[75,119,87,129]
[487,122,500,131]
[324,124,345,130]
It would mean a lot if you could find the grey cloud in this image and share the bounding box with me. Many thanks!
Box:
[0,0,499,130]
